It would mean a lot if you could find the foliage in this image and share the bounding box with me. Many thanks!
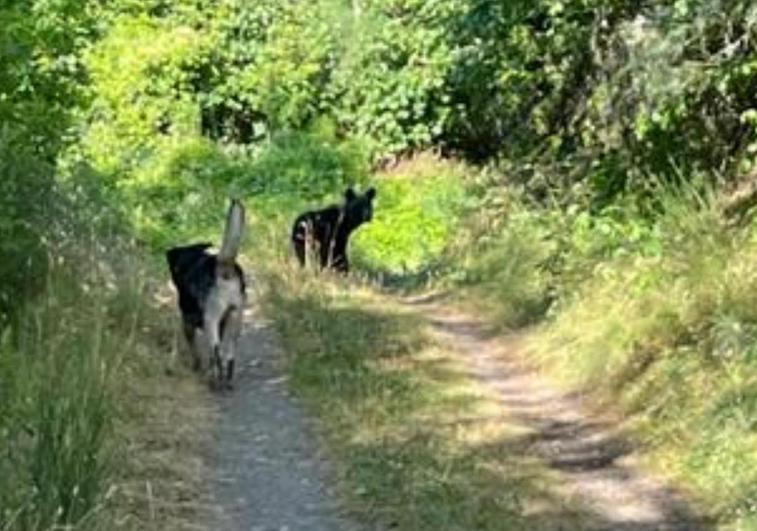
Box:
[0,0,101,325]
[82,15,210,176]
[437,180,756,526]
[353,156,469,276]
[71,0,757,204]
[530,197,757,526]
[205,0,338,137]
[0,225,173,530]
[0,136,53,325]
[240,125,370,199]
[112,128,367,247]
[438,0,757,200]
[4,0,757,528]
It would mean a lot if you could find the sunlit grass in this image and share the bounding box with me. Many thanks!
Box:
[351,154,470,280]
[523,201,757,528]
[255,252,592,530]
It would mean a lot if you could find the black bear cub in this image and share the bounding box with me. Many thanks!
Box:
[291,187,377,273]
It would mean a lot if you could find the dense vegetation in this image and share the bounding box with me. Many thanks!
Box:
[2,0,756,528]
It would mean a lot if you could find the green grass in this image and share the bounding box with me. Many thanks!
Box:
[1,276,113,529]
[440,185,757,529]
[257,257,599,530]
[0,235,212,530]
[529,219,757,528]
[352,154,470,280]
[243,164,757,529]
[440,204,556,327]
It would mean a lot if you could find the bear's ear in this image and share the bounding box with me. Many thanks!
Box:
[366,187,377,200]
[344,187,357,201]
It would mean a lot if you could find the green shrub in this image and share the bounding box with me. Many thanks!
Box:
[352,156,469,277]
[112,127,369,248]
[0,137,53,326]
[82,15,210,176]
[239,126,370,199]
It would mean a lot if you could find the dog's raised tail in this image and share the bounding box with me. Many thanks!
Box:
[218,199,246,263]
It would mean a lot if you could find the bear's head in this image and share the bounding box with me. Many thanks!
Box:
[344,186,377,226]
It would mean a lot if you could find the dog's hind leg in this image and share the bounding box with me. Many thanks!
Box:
[219,307,242,390]
[182,321,202,371]
[204,315,223,390]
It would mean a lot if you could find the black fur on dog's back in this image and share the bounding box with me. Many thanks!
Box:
[166,244,246,329]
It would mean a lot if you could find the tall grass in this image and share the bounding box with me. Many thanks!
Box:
[529,192,757,527]
[441,203,556,327]
[0,228,212,530]
[0,238,131,529]
[440,180,757,527]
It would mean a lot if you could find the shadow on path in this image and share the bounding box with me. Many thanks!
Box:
[417,301,713,531]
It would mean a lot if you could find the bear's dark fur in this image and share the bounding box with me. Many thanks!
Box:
[291,187,376,273]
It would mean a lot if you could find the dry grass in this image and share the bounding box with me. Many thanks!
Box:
[109,294,215,530]
[0,244,215,531]
[256,261,593,530]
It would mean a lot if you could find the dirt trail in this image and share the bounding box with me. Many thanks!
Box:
[205,309,359,531]
[409,295,711,531]
[198,290,709,531]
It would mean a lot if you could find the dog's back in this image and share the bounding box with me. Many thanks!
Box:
[166,243,214,328]
[166,200,247,389]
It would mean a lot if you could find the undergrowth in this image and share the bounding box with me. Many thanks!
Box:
[529,201,757,528]
[434,177,757,529]
[0,230,211,530]
[351,155,469,279]
[246,154,757,529]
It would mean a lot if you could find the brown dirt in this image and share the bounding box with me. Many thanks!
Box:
[409,294,713,531]
[204,309,362,531]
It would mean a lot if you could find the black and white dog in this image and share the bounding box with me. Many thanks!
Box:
[291,187,376,273]
[166,200,246,390]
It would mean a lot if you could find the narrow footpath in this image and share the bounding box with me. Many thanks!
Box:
[410,294,711,531]
[205,309,360,531]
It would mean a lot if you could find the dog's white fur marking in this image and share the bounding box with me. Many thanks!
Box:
[212,201,246,387]
[167,200,248,389]
[218,199,245,263]
[205,200,246,387]
[204,272,245,379]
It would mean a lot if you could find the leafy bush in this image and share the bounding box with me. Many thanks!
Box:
[112,127,368,248]
[0,0,100,326]
[352,156,468,276]
[0,137,53,326]
[238,126,370,199]
[82,15,211,175]
[72,0,757,199]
